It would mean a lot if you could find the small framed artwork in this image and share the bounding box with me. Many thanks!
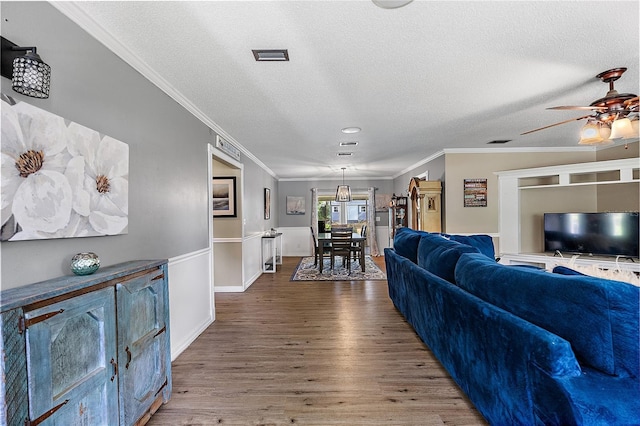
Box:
[264,188,271,220]
[212,176,237,217]
[375,194,392,212]
[464,178,488,207]
[286,196,305,215]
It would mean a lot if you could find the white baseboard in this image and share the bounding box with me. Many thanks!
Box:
[215,285,245,293]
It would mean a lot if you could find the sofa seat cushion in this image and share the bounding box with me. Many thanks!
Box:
[393,227,428,263]
[455,253,640,378]
[417,233,479,283]
[533,364,640,425]
[444,233,495,259]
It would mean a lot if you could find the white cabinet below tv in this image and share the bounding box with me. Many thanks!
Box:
[500,253,640,274]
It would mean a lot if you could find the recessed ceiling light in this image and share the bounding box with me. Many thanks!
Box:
[252,49,289,61]
[341,127,361,134]
[337,152,353,157]
[339,141,359,146]
[372,0,413,9]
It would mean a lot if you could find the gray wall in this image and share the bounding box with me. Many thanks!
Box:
[1,2,210,288]
[278,178,394,227]
[241,157,278,234]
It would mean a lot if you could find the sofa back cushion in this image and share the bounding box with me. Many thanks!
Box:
[455,253,640,377]
[417,233,479,283]
[393,227,428,263]
[446,234,495,259]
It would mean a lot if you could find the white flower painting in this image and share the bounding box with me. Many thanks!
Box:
[1,95,129,241]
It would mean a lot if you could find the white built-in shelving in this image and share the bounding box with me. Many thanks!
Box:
[495,158,639,262]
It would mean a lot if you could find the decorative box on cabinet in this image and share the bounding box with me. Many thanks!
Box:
[0,259,171,426]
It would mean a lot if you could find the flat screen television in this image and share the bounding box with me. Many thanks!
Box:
[544,212,639,258]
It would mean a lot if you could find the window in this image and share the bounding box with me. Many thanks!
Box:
[317,195,368,232]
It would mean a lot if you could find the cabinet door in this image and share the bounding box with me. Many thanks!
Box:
[116,268,168,425]
[24,287,119,426]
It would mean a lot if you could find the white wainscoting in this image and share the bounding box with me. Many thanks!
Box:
[376,225,390,252]
[278,226,391,257]
[279,226,314,257]
[213,238,243,292]
[214,233,264,292]
[243,233,263,290]
[168,247,214,361]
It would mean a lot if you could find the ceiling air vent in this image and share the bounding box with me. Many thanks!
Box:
[337,152,353,157]
[252,49,289,61]
[339,141,359,147]
[487,139,512,144]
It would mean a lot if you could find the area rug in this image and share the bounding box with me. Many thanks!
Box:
[291,255,387,281]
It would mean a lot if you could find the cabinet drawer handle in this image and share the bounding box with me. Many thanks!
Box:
[27,399,69,426]
[110,358,118,381]
[125,346,132,369]
[153,325,166,338]
[24,309,65,330]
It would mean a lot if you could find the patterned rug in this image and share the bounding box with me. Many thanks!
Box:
[291,255,387,281]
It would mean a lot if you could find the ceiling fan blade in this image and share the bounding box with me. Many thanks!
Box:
[521,115,592,135]
[547,106,608,111]
[623,96,638,107]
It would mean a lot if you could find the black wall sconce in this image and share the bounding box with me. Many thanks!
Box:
[1,36,51,99]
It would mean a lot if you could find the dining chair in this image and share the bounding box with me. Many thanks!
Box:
[330,229,353,272]
[310,226,331,267]
[331,224,353,233]
[351,224,367,263]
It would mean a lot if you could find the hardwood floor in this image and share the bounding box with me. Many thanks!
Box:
[149,256,487,425]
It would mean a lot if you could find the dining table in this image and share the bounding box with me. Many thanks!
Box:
[316,232,366,273]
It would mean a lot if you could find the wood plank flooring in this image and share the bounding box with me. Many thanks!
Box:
[149,256,487,425]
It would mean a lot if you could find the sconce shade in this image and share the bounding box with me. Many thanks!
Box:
[12,50,51,99]
[610,118,637,140]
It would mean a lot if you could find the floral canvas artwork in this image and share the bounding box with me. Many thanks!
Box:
[1,95,129,241]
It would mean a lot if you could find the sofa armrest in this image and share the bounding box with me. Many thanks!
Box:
[529,328,582,378]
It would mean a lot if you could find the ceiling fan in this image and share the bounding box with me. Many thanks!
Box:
[522,67,639,144]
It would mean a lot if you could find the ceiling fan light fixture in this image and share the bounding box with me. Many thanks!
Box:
[578,121,601,144]
[599,123,612,140]
[610,117,636,139]
[578,121,612,145]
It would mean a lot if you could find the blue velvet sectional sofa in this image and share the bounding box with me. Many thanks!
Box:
[385,227,640,425]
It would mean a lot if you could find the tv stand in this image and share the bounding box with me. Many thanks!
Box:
[500,253,640,274]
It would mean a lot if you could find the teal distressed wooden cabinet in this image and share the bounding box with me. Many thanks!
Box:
[0,260,171,426]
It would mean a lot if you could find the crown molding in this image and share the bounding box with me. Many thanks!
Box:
[278,176,394,182]
[393,150,445,179]
[51,2,277,179]
[442,146,595,154]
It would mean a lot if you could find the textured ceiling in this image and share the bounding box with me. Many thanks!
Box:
[56,1,639,179]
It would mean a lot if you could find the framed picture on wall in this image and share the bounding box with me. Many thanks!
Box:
[212,176,237,217]
[463,178,487,207]
[286,196,305,215]
[264,188,271,219]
